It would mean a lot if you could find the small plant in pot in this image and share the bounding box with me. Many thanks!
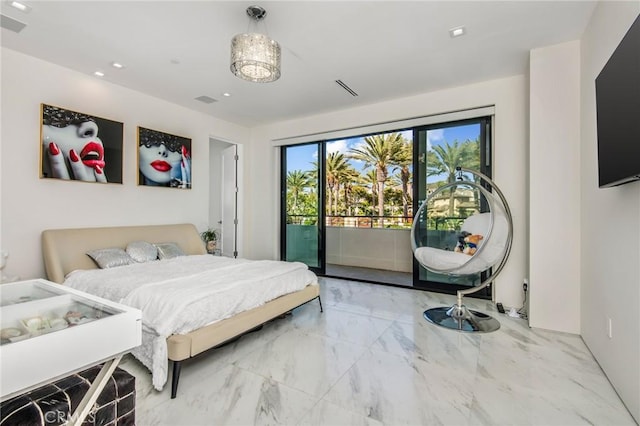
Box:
[200,228,218,254]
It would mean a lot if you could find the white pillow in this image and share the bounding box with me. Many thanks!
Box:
[126,241,158,263]
[86,248,135,269]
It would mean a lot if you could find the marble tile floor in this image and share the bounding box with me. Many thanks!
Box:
[119,277,636,426]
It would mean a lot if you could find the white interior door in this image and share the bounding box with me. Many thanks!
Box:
[221,145,237,257]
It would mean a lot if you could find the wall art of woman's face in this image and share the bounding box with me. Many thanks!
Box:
[42,121,105,168]
[40,104,123,183]
[138,143,182,184]
[137,127,191,189]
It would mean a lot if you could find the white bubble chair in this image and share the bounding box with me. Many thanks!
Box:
[411,167,513,332]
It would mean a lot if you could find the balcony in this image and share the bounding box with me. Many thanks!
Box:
[325,215,413,274]
[286,215,414,285]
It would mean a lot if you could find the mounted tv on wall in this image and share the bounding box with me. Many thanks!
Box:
[595,13,640,188]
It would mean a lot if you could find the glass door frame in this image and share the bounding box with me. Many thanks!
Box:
[280,142,326,275]
[412,117,493,297]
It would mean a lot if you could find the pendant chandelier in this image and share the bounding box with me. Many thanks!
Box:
[230,5,281,83]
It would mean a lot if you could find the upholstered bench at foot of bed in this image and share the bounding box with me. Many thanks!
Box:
[167,284,322,399]
[0,365,135,426]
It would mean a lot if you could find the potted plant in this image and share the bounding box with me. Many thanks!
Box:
[200,228,218,254]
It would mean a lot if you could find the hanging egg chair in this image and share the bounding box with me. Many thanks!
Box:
[411,167,513,332]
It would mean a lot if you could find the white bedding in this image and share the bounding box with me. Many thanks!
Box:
[64,255,318,390]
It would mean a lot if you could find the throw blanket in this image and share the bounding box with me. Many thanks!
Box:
[64,255,317,390]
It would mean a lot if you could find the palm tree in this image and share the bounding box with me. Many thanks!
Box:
[363,169,379,215]
[429,138,478,215]
[348,133,403,222]
[350,185,370,216]
[390,136,412,218]
[463,137,481,179]
[338,167,361,216]
[286,170,311,215]
[325,152,350,216]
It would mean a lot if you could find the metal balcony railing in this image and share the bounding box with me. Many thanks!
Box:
[287,214,474,232]
[286,214,413,229]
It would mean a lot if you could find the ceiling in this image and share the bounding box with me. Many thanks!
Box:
[0,1,597,127]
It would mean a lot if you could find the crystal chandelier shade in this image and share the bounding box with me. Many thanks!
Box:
[230,6,281,83]
[230,33,281,83]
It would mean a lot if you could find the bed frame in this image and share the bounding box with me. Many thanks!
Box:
[41,223,322,398]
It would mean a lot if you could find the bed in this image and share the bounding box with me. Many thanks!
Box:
[41,223,321,399]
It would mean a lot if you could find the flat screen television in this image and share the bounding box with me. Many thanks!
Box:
[595,13,640,188]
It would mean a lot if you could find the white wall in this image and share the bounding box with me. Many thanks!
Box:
[529,41,581,333]
[246,75,529,309]
[580,3,639,422]
[0,48,249,280]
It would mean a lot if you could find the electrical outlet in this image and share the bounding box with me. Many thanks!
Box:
[523,278,529,292]
[607,317,613,339]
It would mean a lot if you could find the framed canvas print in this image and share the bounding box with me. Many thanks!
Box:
[137,127,191,189]
[40,104,123,183]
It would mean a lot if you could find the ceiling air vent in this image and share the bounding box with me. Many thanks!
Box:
[335,80,358,97]
[1,14,26,33]
[194,95,217,104]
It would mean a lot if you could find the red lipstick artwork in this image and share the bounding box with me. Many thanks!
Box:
[40,103,123,184]
[137,126,191,189]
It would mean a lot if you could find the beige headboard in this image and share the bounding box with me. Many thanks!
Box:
[42,223,207,284]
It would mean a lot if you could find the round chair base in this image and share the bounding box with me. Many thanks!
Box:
[423,305,500,333]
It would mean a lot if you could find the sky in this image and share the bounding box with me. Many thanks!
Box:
[285,124,480,175]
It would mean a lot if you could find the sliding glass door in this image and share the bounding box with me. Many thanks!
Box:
[280,143,325,275]
[279,115,492,296]
[413,117,492,297]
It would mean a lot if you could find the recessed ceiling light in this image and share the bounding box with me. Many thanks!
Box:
[9,1,31,13]
[111,62,124,69]
[94,71,104,77]
[449,26,466,38]
[222,93,231,97]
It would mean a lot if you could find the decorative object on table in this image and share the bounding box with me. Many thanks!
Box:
[1,327,27,345]
[64,310,95,326]
[20,316,69,336]
[230,5,281,83]
[137,127,191,189]
[200,228,218,254]
[40,103,123,183]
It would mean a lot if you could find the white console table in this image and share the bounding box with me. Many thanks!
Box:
[0,279,142,425]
